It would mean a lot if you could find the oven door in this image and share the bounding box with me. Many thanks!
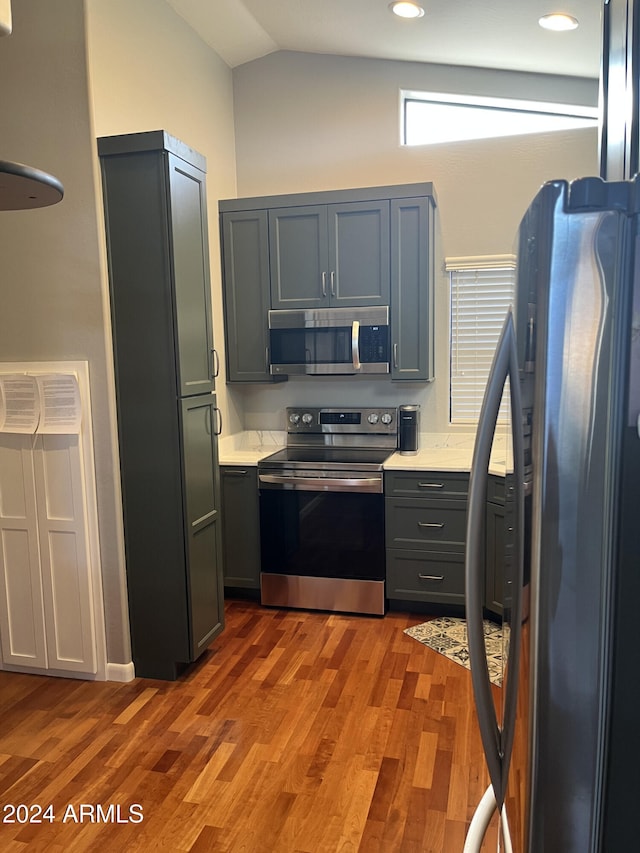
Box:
[258,469,386,614]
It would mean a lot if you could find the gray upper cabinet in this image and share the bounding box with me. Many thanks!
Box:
[168,155,216,396]
[269,201,390,309]
[221,210,271,382]
[219,183,436,384]
[391,197,436,382]
[99,130,224,680]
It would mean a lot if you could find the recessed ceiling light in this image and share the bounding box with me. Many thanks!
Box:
[539,13,579,32]
[389,2,425,19]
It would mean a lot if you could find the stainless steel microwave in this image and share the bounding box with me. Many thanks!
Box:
[268,306,390,376]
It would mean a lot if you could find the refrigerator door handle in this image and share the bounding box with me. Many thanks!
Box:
[465,308,524,811]
[500,312,525,813]
[463,784,515,853]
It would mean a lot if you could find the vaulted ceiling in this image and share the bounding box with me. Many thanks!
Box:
[166,0,601,79]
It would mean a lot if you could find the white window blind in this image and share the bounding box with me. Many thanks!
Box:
[448,256,517,424]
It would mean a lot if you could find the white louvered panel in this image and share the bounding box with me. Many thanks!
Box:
[33,435,97,674]
[0,436,48,668]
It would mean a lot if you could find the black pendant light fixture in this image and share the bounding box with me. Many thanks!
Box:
[0,159,64,211]
[1,3,64,211]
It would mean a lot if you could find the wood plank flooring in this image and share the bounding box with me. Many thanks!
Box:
[0,600,500,852]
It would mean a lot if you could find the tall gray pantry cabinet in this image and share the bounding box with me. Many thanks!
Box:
[98,131,224,680]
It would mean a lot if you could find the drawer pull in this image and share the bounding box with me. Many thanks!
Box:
[418,573,444,582]
[418,482,444,489]
[418,521,445,529]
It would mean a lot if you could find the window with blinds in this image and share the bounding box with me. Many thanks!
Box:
[448,257,517,424]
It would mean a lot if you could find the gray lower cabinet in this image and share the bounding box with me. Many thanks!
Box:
[99,130,225,680]
[385,471,468,607]
[485,475,507,617]
[219,183,437,383]
[220,466,261,591]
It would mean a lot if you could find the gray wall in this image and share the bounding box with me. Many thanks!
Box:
[0,0,131,664]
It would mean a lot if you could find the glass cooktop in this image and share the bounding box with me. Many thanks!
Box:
[259,446,393,471]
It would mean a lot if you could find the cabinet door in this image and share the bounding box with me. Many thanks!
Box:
[221,211,271,382]
[328,201,390,306]
[180,395,224,660]
[34,436,97,674]
[221,466,261,589]
[390,197,435,381]
[0,437,47,669]
[269,205,328,308]
[168,154,216,397]
[0,435,98,675]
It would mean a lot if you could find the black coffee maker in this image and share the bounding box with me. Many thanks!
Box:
[399,404,420,455]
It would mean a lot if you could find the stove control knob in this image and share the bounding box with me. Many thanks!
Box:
[302,412,314,425]
[380,412,393,425]
[368,413,379,424]
[289,413,301,425]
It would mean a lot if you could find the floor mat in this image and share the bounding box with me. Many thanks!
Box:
[404,616,505,686]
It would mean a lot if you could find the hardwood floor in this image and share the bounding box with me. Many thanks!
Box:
[0,600,499,852]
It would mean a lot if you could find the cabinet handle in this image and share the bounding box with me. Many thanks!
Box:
[213,406,222,436]
[418,482,444,489]
[265,347,270,371]
[418,574,444,582]
[418,521,444,529]
[322,271,327,297]
[211,347,220,378]
[393,342,398,369]
[330,270,336,296]
[224,469,248,476]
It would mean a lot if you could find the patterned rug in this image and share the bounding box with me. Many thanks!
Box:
[404,616,505,686]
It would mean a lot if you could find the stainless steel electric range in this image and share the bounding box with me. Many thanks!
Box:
[258,406,398,616]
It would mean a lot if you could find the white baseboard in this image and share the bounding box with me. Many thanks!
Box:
[106,661,135,682]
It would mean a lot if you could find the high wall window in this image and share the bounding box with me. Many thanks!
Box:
[448,256,517,424]
[402,90,598,146]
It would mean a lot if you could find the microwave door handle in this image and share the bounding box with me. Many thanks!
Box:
[352,320,361,371]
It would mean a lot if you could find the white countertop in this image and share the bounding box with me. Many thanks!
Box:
[218,430,286,466]
[384,433,511,476]
[219,430,511,476]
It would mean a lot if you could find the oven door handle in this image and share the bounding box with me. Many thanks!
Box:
[258,473,382,493]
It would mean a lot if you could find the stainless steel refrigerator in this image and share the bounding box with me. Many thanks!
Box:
[464,176,640,852]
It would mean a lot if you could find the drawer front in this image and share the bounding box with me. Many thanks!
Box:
[385,498,467,552]
[385,471,469,499]
[486,474,506,506]
[386,550,464,604]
